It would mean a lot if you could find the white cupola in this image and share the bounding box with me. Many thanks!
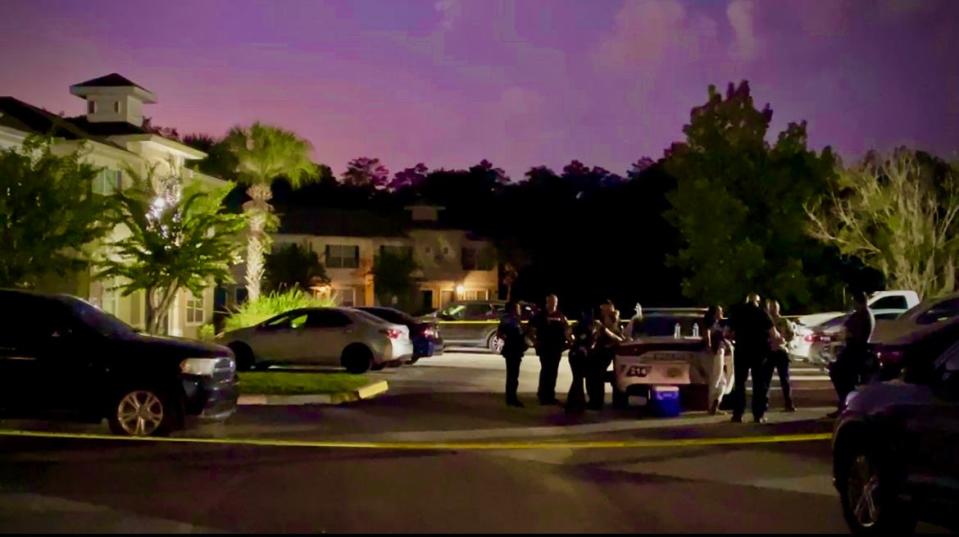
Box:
[69,73,157,127]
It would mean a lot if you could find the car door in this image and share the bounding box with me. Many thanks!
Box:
[436,303,468,343]
[0,296,101,418]
[297,310,353,364]
[902,340,959,514]
[252,311,310,362]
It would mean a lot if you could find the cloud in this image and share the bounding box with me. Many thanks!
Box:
[434,0,464,31]
[593,0,718,71]
[727,0,759,61]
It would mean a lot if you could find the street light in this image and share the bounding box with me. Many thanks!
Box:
[455,284,465,299]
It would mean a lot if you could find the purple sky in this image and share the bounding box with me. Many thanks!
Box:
[2,0,958,178]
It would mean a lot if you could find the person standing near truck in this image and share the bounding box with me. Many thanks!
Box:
[727,293,775,423]
[529,294,572,405]
[587,301,625,410]
[828,290,876,418]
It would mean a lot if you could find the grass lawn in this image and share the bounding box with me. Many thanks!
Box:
[237,371,371,395]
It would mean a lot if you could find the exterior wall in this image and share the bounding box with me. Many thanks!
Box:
[274,228,499,312]
[3,130,217,337]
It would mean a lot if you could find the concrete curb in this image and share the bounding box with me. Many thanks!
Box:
[237,380,389,406]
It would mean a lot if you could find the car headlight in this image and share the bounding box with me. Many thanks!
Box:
[180,357,234,377]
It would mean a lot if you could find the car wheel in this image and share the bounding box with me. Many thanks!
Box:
[487,332,504,353]
[229,343,255,372]
[107,388,178,437]
[341,345,373,374]
[839,443,916,535]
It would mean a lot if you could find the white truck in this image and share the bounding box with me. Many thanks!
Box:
[789,290,920,361]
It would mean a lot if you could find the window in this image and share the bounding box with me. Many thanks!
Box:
[113,101,120,113]
[186,293,204,326]
[916,299,959,326]
[335,287,356,307]
[89,279,119,316]
[92,169,122,195]
[463,303,494,320]
[380,245,413,259]
[871,296,909,310]
[87,101,96,114]
[874,312,902,321]
[130,291,142,327]
[461,248,477,270]
[440,290,454,306]
[326,245,359,269]
[463,289,490,301]
[306,310,351,328]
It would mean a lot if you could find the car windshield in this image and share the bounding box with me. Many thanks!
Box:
[634,316,703,338]
[818,314,851,330]
[58,296,135,338]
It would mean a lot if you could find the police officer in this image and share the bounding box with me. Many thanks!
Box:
[828,290,875,418]
[727,293,775,423]
[529,294,571,405]
[766,300,796,412]
[497,301,529,408]
[586,300,625,411]
[565,309,594,413]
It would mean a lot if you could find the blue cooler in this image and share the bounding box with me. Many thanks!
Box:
[649,386,681,417]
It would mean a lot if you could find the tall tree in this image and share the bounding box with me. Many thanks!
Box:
[806,149,959,300]
[96,168,245,334]
[265,243,330,292]
[342,156,390,189]
[665,81,839,310]
[389,163,429,192]
[223,122,315,301]
[0,136,117,288]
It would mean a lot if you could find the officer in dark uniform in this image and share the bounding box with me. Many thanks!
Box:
[566,309,594,413]
[828,289,875,417]
[727,293,774,423]
[497,301,529,408]
[529,294,572,405]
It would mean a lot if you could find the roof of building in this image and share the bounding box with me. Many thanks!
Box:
[278,209,409,238]
[71,73,148,91]
[67,116,148,136]
[0,97,121,147]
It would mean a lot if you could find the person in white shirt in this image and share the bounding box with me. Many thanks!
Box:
[703,305,735,415]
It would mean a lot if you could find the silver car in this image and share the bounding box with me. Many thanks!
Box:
[219,307,414,373]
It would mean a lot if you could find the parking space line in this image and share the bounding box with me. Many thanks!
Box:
[0,429,831,450]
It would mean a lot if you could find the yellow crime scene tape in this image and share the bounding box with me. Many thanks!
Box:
[0,428,831,450]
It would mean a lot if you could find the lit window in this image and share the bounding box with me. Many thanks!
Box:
[186,293,204,325]
[92,169,122,195]
[335,287,357,307]
[326,245,360,269]
[463,289,490,301]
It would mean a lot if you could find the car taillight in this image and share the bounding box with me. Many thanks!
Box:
[381,328,402,339]
[803,334,815,343]
[809,333,832,343]
[877,349,904,366]
[422,327,436,338]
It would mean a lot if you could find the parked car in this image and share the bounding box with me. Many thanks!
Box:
[0,289,237,437]
[806,309,904,367]
[610,308,715,412]
[872,292,959,345]
[356,306,444,363]
[872,312,959,381]
[420,300,538,350]
[831,320,959,534]
[795,290,919,328]
[220,307,413,373]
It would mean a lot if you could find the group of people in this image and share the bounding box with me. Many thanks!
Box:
[496,295,625,410]
[497,289,880,422]
[495,292,808,422]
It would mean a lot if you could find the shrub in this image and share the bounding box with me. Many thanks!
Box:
[198,323,217,342]
[224,288,337,332]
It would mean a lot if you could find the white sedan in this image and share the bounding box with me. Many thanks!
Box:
[220,307,413,373]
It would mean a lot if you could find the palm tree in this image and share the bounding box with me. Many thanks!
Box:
[223,122,315,302]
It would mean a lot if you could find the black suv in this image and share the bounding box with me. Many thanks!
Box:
[0,290,237,437]
[832,319,959,534]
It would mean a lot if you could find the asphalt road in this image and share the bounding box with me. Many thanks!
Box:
[0,351,885,533]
